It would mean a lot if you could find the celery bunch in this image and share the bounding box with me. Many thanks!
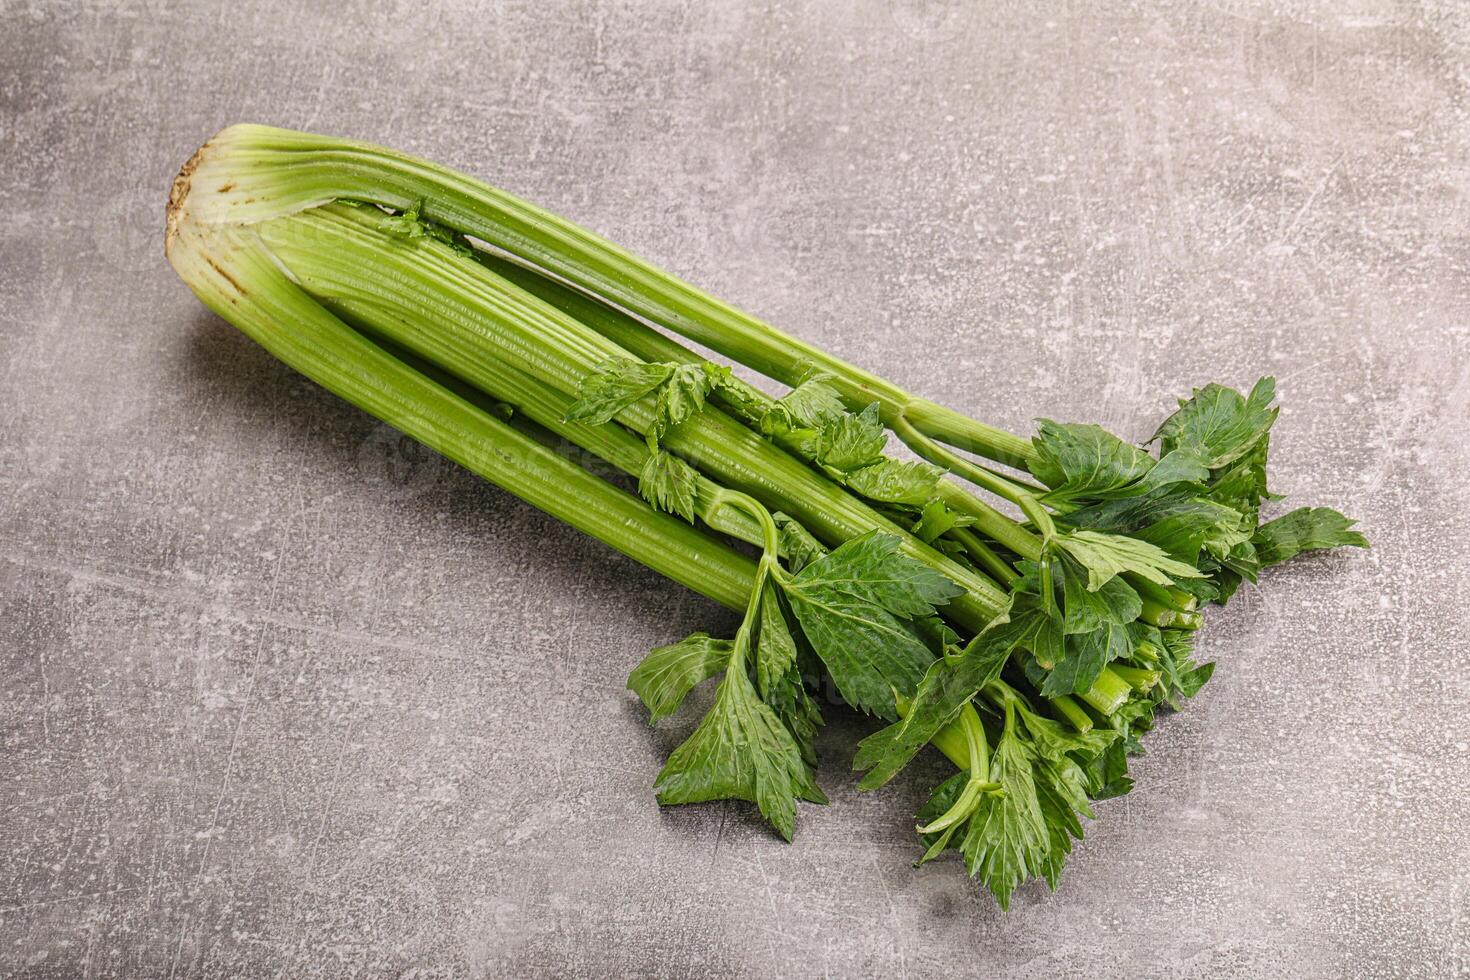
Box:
[167,125,1365,909]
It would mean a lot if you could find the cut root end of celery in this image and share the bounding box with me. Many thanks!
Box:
[1140,597,1204,630]
[1111,664,1162,693]
[1079,670,1133,716]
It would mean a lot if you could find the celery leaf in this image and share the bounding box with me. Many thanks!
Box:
[772,512,827,572]
[653,655,826,842]
[1029,420,1155,501]
[1058,554,1143,635]
[756,584,822,767]
[1039,621,1134,696]
[910,499,976,544]
[1253,506,1368,566]
[816,402,888,472]
[790,530,964,618]
[843,457,944,506]
[777,376,847,428]
[565,357,673,424]
[854,608,1030,789]
[1062,486,1252,565]
[781,531,963,719]
[960,710,1048,911]
[1057,529,1203,589]
[1152,376,1279,468]
[627,633,731,725]
[651,362,729,442]
[638,450,699,522]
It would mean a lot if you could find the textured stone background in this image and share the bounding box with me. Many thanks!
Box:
[2,1,1468,976]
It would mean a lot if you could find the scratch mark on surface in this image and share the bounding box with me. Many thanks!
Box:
[871,851,906,979]
[710,807,728,864]
[0,547,479,663]
[307,715,356,875]
[171,547,284,980]
[1276,155,1344,249]
[0,887,141,914]
[195,550,282,874]
[752,849,786,975]
[1279,351,1349,383]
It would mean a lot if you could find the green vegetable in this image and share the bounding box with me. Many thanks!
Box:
[167,124,1367,909]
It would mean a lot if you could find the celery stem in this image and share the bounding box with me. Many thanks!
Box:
[165,221,759,613]
[894,413,1036,507]
[950,527,1020,585]
[902,398,1038,471]
[1049,695,1093,733]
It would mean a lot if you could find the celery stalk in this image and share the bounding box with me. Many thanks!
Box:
[166,188,756,611]
[176,123,1033,468]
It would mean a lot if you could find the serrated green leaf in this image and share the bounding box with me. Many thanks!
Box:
[762,386,941,509]
[1083,737,1134,800]
[772,512,827,572]
[1177,659,1215,699]
[1029,420,1155,500]
[1115,691,1160,732]
[651,362,727,441]
[1015,703,1115,764]
[1154,627,1214,706]
[1029,611,1066,669]
[565,357,673,424]
[1146,446,1212,488]
[1152,376,1278,468]
[854,607,1033,789]
[1032,760,1091,890]
[844,457,944,506]
[1032,787,1075,889]
[790,530,965,618]
[960,707,1048,911]
[1205,435,1274,522]
[1063,485,1253,565]
[756,583,799,697]
[781,537,959,719]
[1059,554,1143,635]
[817,402,888,472]
[758,407,822,458]
[777,376,848,428]
[627,633,731,724]
[756,584,824,768]
[1028,420,1212,507]
[653,653,826,842]
[782,584,935,719]
[1168,573,1221,604]
[915,771,970,864]
[911,499,976,544]
[764,673,823,770]
[1214,568,1244,603]
[1039,620,1133,696]
[1057,529,1203,589]
[1253,506,1368,567]
[1219,536,1262,588]
[638,450,699,522]
[1006,580,1067,669]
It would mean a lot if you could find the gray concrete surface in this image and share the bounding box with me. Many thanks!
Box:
[3,1,1468,976]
